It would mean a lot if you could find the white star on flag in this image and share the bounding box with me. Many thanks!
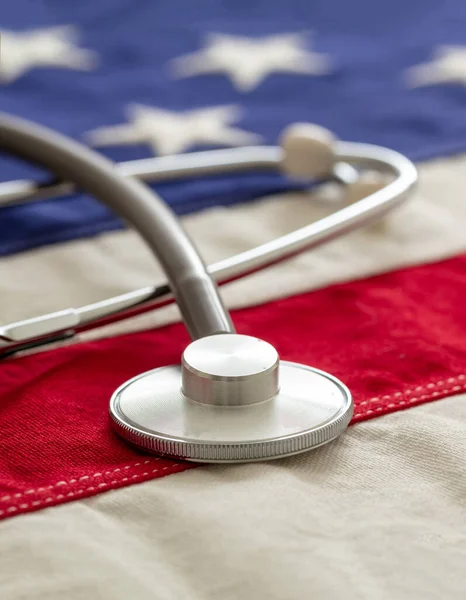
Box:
[405,45,466,87]
[84,104,261,155]
[169,32,332,92]
[0,26,98,84]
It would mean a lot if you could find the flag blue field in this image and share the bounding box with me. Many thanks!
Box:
[1,0,466,255]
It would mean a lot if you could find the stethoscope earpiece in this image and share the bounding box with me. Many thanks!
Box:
[280,121,337,179]
[109,334,353,463]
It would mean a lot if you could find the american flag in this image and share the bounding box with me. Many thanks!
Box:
[1,2,466,597]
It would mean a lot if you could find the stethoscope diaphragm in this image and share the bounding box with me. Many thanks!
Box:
[109,334,353,463]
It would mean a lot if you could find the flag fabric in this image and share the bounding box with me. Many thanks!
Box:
[1,2,466,598]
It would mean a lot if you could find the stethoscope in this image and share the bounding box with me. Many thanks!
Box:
[0,113,417,463]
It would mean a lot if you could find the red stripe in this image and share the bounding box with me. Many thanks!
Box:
[1,255,466,519]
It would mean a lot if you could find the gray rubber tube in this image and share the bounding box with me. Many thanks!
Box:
[0,113,234,339]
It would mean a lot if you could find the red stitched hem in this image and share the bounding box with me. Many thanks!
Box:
[0,462,193,520]
[352,375,466,422]
[1,377,465,521]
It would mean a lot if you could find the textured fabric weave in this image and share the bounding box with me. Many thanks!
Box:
[1,395,465,599]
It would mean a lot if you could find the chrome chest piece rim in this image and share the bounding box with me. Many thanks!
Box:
[109,334,353,463]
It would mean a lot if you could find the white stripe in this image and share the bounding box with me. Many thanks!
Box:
[1,154,465,342]
[1,395,465,599]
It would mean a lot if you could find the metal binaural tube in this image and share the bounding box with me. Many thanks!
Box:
[0,138,417,357]
[0,146,358,208]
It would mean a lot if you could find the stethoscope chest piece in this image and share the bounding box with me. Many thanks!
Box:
[109,334,353,463]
